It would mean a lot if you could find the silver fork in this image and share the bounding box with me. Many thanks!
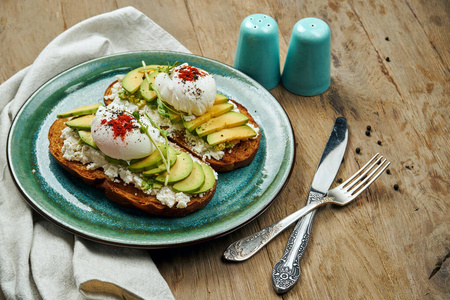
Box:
[223,153,390,262]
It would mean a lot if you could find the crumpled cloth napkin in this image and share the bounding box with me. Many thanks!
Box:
[0,6,190,299]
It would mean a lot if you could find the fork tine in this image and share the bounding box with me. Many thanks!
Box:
[350,158,386,192]
[341,153,380,189]
[345,156,383,191]
[349,160,390,199]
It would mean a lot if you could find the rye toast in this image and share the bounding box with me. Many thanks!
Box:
[48,118,216,217]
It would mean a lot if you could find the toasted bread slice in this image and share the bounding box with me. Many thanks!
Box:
[104,81,260,172]
[48,118,216,217]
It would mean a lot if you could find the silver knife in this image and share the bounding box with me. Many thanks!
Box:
[272,117,348,293]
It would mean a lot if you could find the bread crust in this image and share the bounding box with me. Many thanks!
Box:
[104,81,260,172]
[48,119,216,217]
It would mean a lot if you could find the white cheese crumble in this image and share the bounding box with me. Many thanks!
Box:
[157,186,191,209]
[183,132,225,160]
[60,127,192,208]
[183,114,196,122]
[106,80,227,160]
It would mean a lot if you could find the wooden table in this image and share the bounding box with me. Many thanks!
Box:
[1,1,448,299]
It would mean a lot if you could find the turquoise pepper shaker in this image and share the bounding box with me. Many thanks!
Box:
[234,14,281,90]
[282,18,331,96]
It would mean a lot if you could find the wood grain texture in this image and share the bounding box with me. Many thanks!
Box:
[1,0,448,299]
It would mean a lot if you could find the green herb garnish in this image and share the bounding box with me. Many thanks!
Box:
[157,60,179,74]
[141,178,161,190]
[140,61,184,120]
[132,111,171,186]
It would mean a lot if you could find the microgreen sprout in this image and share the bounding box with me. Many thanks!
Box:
[141,61,154,90]
[158,61,179,74]
[141,60,178,88]
[132,111,140,120]
[132,111,171,186]
[141,179,153,191]
[141,61,183,119]
[141,178,161,190]
[144,112,171,185]
[154,88,184,120]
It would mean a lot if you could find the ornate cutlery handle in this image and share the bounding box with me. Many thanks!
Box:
[272,191,323,293]
[223,196,332,261]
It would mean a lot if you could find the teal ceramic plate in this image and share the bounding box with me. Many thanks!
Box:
[7,51,294,248]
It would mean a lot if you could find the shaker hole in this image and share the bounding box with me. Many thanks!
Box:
[254,26,257,29]
[311,24,315,27]
[258,19,262,22]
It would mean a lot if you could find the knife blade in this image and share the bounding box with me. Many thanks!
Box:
[272,117,348,293]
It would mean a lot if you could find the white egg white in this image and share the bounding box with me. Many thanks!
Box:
[91,105,161,161]
[154,63,217,116]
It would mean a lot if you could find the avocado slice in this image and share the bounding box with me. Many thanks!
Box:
[139,70,160,101]
[122,65,163,94]
[183,102,234,132]
[122,68,145,94]
[142,146,178,177]
[214,93,228,105]
[141,163,167,177]
[172,162,205,193]
[78,130,98,149]
[167,111,182,124]
[192,164,216,194]
[57,103,103,119]
[155,151,193,183]
[104,155,128,166]
[152,182,163,189]
[195,111,249,137]
[206,125,257,146]
[65,115,95,130]
[127,143,168,172]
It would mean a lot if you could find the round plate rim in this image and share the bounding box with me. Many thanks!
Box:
[7,50,295,248]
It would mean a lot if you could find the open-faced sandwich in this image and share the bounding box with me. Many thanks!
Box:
[103,62,261,172]
[48,61,260,217]
[49,102,217,217]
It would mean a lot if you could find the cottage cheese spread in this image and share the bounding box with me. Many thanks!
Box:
[60,126,192,208]
[106,78,226,161]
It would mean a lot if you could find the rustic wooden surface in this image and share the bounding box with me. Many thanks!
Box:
[1,0,448,299]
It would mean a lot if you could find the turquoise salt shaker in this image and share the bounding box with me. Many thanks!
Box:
[281,18,331,96]
[234,14,280,90]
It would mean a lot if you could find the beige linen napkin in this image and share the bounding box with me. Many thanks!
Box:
[0,6,190,299]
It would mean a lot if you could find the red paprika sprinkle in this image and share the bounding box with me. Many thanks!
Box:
[105,113,134,140]
[177,65,206,82]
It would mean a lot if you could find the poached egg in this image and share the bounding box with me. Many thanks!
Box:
[91,104,161,161]
[154,63,217,116]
